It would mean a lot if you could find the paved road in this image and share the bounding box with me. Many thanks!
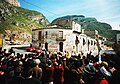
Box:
[13,47,33,55]
[2,44,32,56]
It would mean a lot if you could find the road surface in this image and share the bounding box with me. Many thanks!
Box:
[2,44,32,56]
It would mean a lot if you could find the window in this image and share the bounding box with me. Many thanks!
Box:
[59,31,63,38]
[39,43,41,47]
[83,38,85,45]
[38,31,42,41]
[75,36,79,44]
[91,40,93,45]
[73,46,75,49]
[45,31,47,38]
[94,41,96,45]
[88,40,90,45]
[101,42,104,44]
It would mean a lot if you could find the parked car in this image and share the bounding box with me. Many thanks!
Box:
[26,47,36,52]
[35,48,42,53]
[100,49,116,55]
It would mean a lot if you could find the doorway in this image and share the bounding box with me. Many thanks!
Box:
[45,42,48,51]
[59,42,63,52]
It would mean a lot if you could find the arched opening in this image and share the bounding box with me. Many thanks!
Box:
[59,42,63,52]
[45,42,48,51]
[75,36,79,53]
[39,43,41,47]
[88,40,90,51]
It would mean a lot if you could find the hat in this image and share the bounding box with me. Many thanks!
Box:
[101,61,108,67]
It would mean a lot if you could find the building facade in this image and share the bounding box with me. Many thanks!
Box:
[32,19,98,55]
[116,34,120,44]
[114,34,120,53]
[82,29,98,39]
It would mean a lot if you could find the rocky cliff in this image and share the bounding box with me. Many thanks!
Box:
[5,0,20,7]
[0,0,49,44]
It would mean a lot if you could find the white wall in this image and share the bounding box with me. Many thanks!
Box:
[72,21,81,32]
[117,34,120,44]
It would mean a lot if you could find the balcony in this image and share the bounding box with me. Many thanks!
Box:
[56,36,66,41]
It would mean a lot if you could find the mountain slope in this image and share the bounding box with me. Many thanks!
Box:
[0,0,49,34]
[52,15,120,39]
[0,0,49,44]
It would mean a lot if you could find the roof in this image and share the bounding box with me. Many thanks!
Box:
[32,25,72,31]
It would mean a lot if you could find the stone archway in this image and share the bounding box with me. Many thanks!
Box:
[59,42,63,52]
[45,42,48,51]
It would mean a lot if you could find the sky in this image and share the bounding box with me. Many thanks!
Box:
[18,0,120,30]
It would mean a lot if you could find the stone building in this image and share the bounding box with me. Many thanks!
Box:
[32,19,98,55]
[114,34,120,53]
[82,29,98,39]
[79,34,98,55]
[116,34,120,44]
[82,29,107,51]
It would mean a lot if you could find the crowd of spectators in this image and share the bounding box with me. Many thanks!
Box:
[0,47,120,84]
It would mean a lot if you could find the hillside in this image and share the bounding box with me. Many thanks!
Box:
[0,0,49,44]
[52,15,120,39]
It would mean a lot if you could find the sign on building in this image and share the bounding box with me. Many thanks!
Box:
[48,44,58,51]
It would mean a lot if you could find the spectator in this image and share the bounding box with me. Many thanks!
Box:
[95,61,112,84]
[83,58,98,84]
[32,59,42,81]
[6,65,24,84]
[110,61,120,84]
[54,60,64,84]
[21,67,42,84]
[70,59,84,84]
[43,60,54,84]
[8,47,15,55]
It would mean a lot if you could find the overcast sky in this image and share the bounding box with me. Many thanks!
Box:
[19,0,120,30]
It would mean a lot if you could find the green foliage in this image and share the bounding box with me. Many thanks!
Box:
[16,7,41,16]
[0,0,49,36]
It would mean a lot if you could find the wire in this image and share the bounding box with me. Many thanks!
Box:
[21,0,57,16]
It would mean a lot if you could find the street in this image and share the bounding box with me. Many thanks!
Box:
[2,44,32,56]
